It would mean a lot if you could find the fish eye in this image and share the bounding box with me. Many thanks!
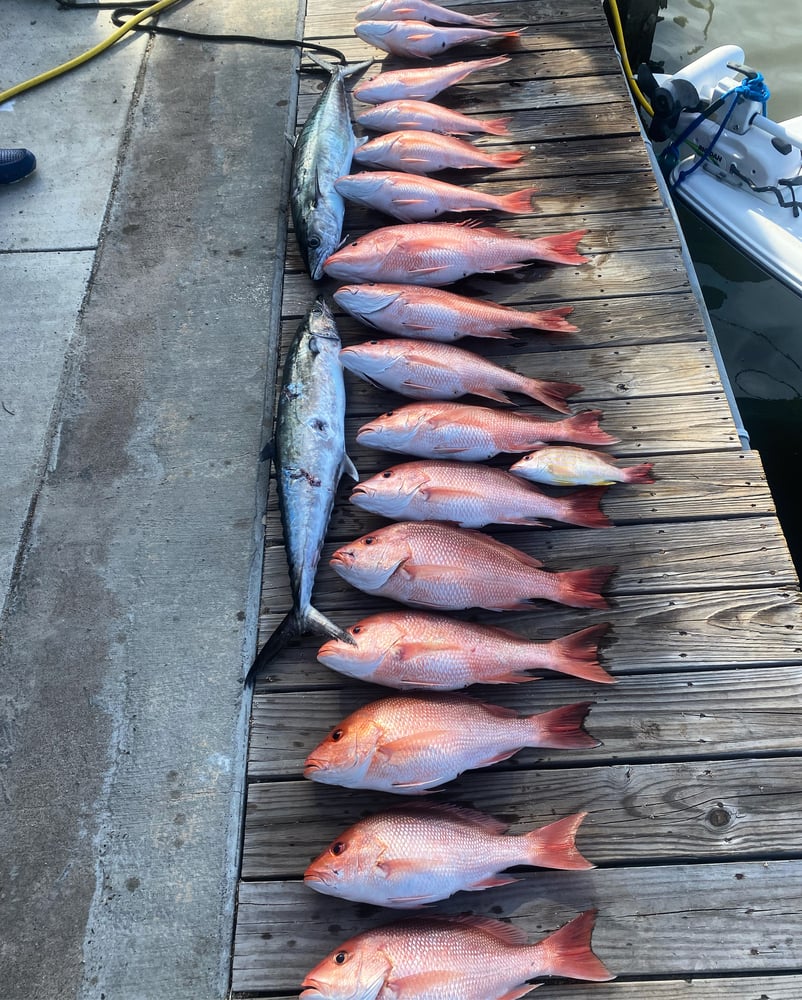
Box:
[334,951,348,965]
[308,236,321,248]
[363,536,376,545]
[384,411,394,417]
[351,626,362,634]
[369,340,379,345]
[381,471,392,478]
[330,840,347,856]
[331,728,344,742]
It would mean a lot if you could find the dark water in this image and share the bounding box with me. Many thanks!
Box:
[650,3,802,573]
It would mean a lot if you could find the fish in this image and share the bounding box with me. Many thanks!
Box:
[354,20,524,60]
[356,99,511,136]
[317,611,614,687]
[355,0,500,27]
[352,131,523,174]
[329,520,615,611]
[332,282,578,338]
[290,57,369,280]
[511,445,656,486]
[246,297,358,681]
[339,339,579,411]
[304,804,593,907]
[349,460,611,528]
[356,401,618,462]
[300,910,615,1000]
[303,692,600,793]
[323,222,589,285]
[335,171,537,222]
[352,55,511,104]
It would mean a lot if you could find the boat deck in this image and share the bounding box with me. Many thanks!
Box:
[232,1,802,996]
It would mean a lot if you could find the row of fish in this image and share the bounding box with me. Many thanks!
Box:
[272,2,638,994]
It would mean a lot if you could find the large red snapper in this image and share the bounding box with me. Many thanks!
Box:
[333,283,578,338]
[356,0,499,27]
[334,171,537,222]
[354,20,524,60]
[351,131,523,174]
[356,401,618,461]
[303,692,599,793]
[300,910,614,1000]
[317,612,614,688]
[322,222,589,285]
[511,445,656,486]
[304,803,593,907]
[329,521,615,611]
[356,99,511,136]
[349,460,610,528]
[339,339,579,410]
[353,55,511,104]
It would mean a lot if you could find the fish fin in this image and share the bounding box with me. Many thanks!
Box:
[489,150,524,166]
[471,385,516,405]
[378,731,455,761]
[536,910,615,982]
[555,565,616,609]
[389,972,464,999]
[497,186,539,212]
[494,987,543,1000]
[446,914,529,945]
[473,747,521,767]
[480,115,512,136]
[622,461,656,483]
[259,440,275,463]
[546,624,615,684]
[407,32,437,42]
[342,452,360,482]
[524,305,578,334]
[399,156,435,166]
[475,533,544,569]
[407,264,451,277]
[392,198,429,207]
[246,606,355,683]
[521,378,582,414]
[562,410,619,446]
[404,801,510,833]
[558,486,612,528]
[531,701,600,750]
[534,228,590,266]
[376,857,433,879]
[397,638,464,662]
[525,812,595,870]
[466,873,519,890]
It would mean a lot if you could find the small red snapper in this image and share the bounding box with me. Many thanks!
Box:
[349,460,611,528]
[300,909,614,1000]
[317,612,614,688]
[329,521,615,611]
[355,0,499,26]
[354,20,524,60]
[334,171,537,222]
[322,222,589,285]
[511,445,656,486]
[356,99,510,136]
[304,804,593,907]
[333,283,577,338]
[352,131,523,174]
[339,339,579,411]
[356,401,618,462]
[303,692,599,793]
[353,56,511,104]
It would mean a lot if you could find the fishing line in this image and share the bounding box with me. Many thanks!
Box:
[0,0,348,106]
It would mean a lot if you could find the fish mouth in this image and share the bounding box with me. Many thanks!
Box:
[355,424,379,442]
[304,866,337,887]
[349,485,373,501]
[329,548,354,569]
[303,757,325,778]
[300,981,325,1000]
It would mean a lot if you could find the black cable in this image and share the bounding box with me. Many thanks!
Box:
[55,0,350,66]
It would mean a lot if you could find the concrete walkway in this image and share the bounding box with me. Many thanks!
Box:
[0,2,300,996]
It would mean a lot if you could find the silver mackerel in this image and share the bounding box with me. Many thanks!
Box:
[248,297,358,680]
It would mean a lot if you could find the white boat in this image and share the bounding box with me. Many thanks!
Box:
[641,46,802,296]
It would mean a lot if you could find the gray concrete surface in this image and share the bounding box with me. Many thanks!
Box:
[0,1,301,997]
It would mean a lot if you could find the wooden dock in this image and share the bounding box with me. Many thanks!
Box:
[232,1,802,996]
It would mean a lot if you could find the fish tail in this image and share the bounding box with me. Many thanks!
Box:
[489,150,524,167]
[497,186,539,213]
[246,605,353,683]
[533,229,590,266]
[524,811,595,870]
[547,624,615,684]
[480,115,512,136]
[622,461,656,484]
[522,377,582,413]
[522,305,578,334]
[559,486,612,528]
[562,409,619,445]
[534,910,615,982]
[554,565,616,609]
[531,701,600,749]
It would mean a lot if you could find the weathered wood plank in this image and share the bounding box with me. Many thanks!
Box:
[261,451,775,542]
[231,860,802,990]
[247,663,802,777]
[241,756,802,878]
[254,587,802,689]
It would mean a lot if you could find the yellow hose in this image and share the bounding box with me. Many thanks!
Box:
[0,0,186,105]
[606,0,654,117]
